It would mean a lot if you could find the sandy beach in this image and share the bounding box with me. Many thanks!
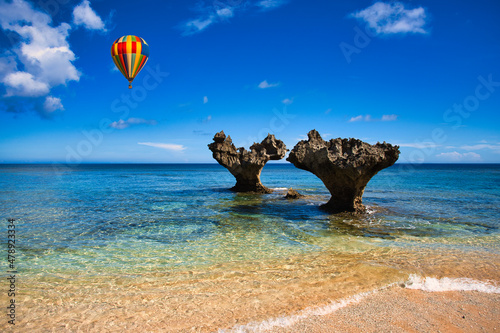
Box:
[1,246,497,332]
[266,288,500,333]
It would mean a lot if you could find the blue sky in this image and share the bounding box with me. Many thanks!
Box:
[0,0,499,163]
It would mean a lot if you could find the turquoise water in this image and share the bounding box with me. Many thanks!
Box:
[1,163,499,278]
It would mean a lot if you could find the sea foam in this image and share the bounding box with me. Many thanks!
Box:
[220,283,396,333]
[405,274,500,293]
[222,275,500,332]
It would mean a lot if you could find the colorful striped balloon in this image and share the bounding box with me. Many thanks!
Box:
[111,35,149,89]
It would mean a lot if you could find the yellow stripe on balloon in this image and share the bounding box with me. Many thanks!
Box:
[127,53,133,79]
[133,42,142,77]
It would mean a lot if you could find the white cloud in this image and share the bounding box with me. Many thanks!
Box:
[2,71,49,97]
[138,142,186,152]
[459,144,500,151]
[258,0,288,10]
[349,114,398,122]
[0,0,105,117]
[181,2,238,36]
[0,0,80,94]
[183,17,215,35]
[258,80,280,89]
[181,1,287,35]
[436,151,481,162]
[203,96,208,104]
[381,114,398,121]
[43,96,64,113]
[351,2,429,35]
[282,98,293,105]
[398,142,439,149]
[325,108,332,115]
[349,114,372,122]
[216,7,234,18]
[110,118,158,130]
[73,0,106,31]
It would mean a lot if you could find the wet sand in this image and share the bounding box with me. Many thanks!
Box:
[268,287,500,333]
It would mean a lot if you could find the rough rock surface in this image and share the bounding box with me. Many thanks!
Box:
[208,131,287,193]
[287,130,400,213]
[285,188,304,199]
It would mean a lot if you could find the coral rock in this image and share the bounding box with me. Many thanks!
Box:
[287,130,400,213]
[208,131,287,193]
[285,188,304,199]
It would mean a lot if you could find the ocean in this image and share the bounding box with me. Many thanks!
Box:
[1,163,499,331]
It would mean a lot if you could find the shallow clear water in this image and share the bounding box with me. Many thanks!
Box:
[0,163,499,331]
[1,163,499,276]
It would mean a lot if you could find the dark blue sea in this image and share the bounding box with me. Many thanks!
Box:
[1,163,499,331]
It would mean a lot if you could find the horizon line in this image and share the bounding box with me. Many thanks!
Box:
[1,162,500,165]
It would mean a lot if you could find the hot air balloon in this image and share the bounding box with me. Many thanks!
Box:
[111,35,149,89]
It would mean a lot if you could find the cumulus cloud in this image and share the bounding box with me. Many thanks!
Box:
[109,118,158,130]
[0,0,107,118]
[3,72,50,97]
[138,142,186,151]
[436,152,481,162]
[351,2,429,35]
[43,96,64,113]
[0,0,80,91]
[73,0,107,31]
[258,80,280,89]
[349,114,398,122]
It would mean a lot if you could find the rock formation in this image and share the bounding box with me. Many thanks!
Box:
[208,131,287,193]
[285,188,304,199]
[287,130,400,213]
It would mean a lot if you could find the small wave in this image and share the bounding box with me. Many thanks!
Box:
[220,283,397,332]
[271,187,289,191]
[405,274,500,293]
[221,274,500,332]
[365,205,376,215]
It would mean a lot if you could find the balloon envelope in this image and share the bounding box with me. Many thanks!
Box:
[111,35,149,88]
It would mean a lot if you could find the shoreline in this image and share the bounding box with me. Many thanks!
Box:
[264,287,500,333]
[226,274,500,332]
